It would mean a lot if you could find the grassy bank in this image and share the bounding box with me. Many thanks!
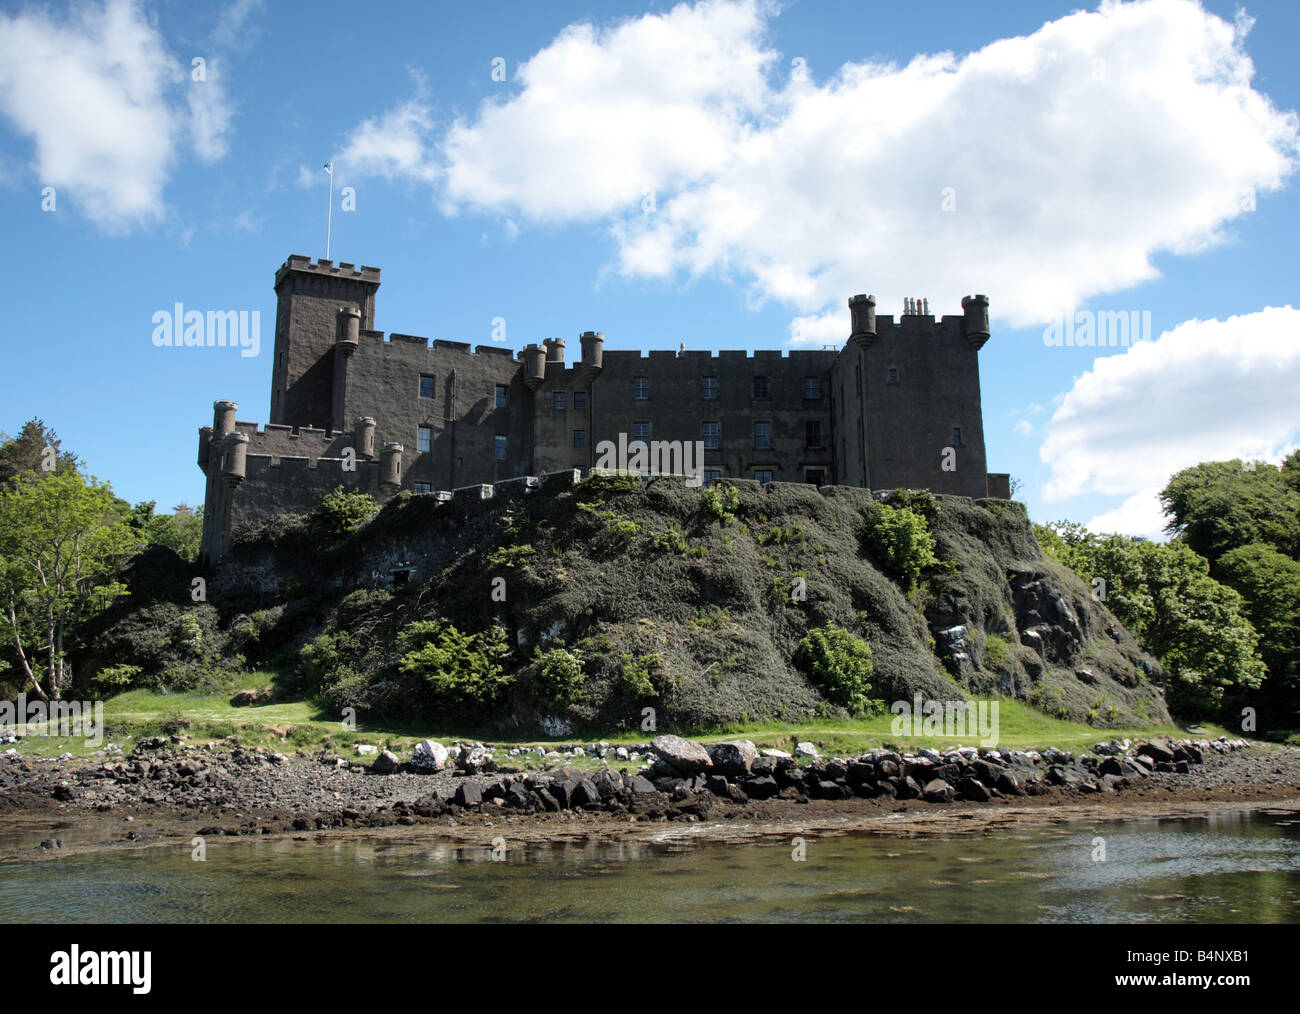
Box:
[8,669,1241,767]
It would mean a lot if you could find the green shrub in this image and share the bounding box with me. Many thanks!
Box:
[527,647,587,709]
[316,486,379,538]
[396,619,513,708]
[700,483,740,524]
[575,471,642,502]
[861,503,939,592]
[983,633,1010,669]
[797,624,882,714]
[93,663,141,695]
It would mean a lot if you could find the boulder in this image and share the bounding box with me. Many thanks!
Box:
[410,740,450,772]
[795,742,819,759]
[651,735,713,775]
[355,744,378,756]
[958,776,991,802]
[896,776,922,800]
[628,775,658,795]
[707,740,758,776]
[571,780,602,808]
[1137,740,1175,764]
[741,775,780,799]
[923,779,955,803]
[371,750,400,774]
[453,782,482,808]
[994,770,1024,796]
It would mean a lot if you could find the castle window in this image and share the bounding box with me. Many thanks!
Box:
[805,421,823,449]
[704,468,723,485]
[701,421,719,450]
[494,435,507,460]
[803,376,821,399]
[573,391,586,411]
[419,375,435,399]
[573,429,586,448]
[632,421,651,445]
[496,385,508,408]
[805,467,827,487]
[752,375,770,399]
[951,426,963,448]
[633,377,650,400]
[417,426,432,453]
[753,421,771,450]
[888,367,898,385]
[702,376,718,400]
[413,482,432,494]
[456,457,463,471]
[754,470,774,486]
[553,391,566,410]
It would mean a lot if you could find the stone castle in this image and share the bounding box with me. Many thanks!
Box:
[197,254,1008,564]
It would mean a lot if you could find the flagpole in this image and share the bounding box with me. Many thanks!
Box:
[324,160,334,259]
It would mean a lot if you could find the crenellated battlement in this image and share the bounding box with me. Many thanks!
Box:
[274,254,381,287]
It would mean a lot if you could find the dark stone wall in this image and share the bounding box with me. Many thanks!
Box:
[857,314,989,497]
[270,258,379,430]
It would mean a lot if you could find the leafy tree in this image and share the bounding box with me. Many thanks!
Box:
[1159,459,1300,565]
[0,470,138,699]
[130,500,204,563]
[0,419,79,487]
[1216,543,1300,723]
[526,647,587,709]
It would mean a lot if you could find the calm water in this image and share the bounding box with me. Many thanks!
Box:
[3,808,1299,922]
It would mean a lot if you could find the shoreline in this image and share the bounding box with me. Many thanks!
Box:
[4,740,1299,861]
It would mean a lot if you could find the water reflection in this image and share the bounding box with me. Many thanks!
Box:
[0,808,1297,923]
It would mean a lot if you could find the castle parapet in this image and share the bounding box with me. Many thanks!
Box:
[580,331,604,381]
[962,294,990,349]
[849,294,877,348]
[522,344,547,390]
[379,442,404,494]
[222,432,250,486]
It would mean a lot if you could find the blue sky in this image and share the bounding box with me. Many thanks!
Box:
[1,0,1297,537]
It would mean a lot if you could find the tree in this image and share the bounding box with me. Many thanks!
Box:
[0,471,138,699]
[131,500,204,563]
[1216,543,1300,724]
[1159,459,1300,565]
[0,419,79,487]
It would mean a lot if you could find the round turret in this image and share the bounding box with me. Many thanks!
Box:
[221,431,249,486]
[213,400,238,437]
[580,330,604,381]
[336,305,361,354]
[197,425,213,472]
[543,337,566,364]
[379,441,404,493]
[354,416,377,460]
[522,344,547,391]
[961,294,990,348]
[848,294,877,348]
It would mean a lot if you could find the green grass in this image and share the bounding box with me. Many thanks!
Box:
[7,676,1242,765]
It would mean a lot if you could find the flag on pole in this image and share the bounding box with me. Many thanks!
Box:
[323,160,332,175]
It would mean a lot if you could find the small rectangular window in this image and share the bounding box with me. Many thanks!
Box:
[805,468,826,487]
[413,482,432,494]
[752,375,770,399]
[805,420,823,449]
[632,421,651,444]
[754,470,773,486]
[553,391,566,410]
[573,429,586,448]
[494,434,508,460]
[701,421,719,450]
[496,385,508,408]
[417,426,432,453]
[573,391,586,411]
[704,468,723,485]
[951,426,963,448]
[753,421,771,450]
[633,377,650,400]
[803,376,820,399]
[702,376,718,400]
[888,367,898,385]
[419,375,435,399]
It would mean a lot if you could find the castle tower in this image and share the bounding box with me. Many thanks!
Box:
[580,331,604,381]
[522,344,547,391]
[270,256,381,430]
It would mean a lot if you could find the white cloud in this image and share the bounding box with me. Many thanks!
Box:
[340,0,1297,337]
[0,0,255,228]
[1085,487,1170,540]
[335,98,440,185]
[0,0,180,229]
[1040,306,1300,515]
[1014,419,1034,436]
